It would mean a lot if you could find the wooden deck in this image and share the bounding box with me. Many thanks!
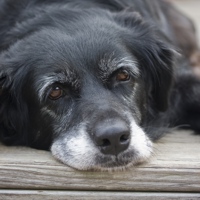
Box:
[0,130,200,199]
[1,0,200,199]
[0,131,200,200]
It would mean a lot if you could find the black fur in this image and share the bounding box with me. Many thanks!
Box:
[0,0,199,170]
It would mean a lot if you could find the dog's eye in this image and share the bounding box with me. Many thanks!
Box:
[116,70,130,82]
[49,86,63,100]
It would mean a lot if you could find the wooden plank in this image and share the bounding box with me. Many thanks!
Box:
[0,130,200,192]
[0,190,200,200]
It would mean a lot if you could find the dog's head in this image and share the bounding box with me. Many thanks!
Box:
[0,9,173,170]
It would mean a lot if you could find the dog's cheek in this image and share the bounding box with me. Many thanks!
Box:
[51,123,99,170]
[28,108,58,150]
[130,122,153,161]
[133,81,147,123]
[0,84,3,96]
[125,112,153,161]
[0,86,2,95]
[121,81,147,125]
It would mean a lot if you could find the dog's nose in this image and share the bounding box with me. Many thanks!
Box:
[93,120,130,155]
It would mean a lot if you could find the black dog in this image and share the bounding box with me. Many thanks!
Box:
[0,0,200,171]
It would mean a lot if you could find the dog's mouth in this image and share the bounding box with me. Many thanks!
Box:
[90,151,149,171]
[51,144,152,171]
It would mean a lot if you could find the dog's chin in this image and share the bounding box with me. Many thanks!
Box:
[82,156,151,172]
[51,149,152,172]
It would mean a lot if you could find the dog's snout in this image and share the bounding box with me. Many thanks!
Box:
[93,120,130,155]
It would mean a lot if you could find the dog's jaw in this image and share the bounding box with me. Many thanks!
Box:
[51,119,153,171]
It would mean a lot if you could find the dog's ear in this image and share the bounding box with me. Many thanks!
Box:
[133,39,174,112]
[0,71,12,96]
[114,11,174,112]
[113,9,144,28]
[146,42,174,112]
[0,70,14,143]
[0,77,5,95]
[0,66,28,145]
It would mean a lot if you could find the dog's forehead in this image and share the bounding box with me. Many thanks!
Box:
[18,28,138,97]
[33,52,138,84]
[30,30,135,73]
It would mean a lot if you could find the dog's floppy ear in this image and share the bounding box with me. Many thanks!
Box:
[114,11,174,112]
[113,9,143,28]
[133,39,174,112]
[0,66,28,145]
[0,69,14,143]
[0,76,5,95]
[0,71,12,95]
[145,42,174,112]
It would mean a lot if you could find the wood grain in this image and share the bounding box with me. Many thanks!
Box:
[0,130,200,192]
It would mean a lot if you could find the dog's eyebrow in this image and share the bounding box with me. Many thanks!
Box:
[98,55,139,80]
[36,71,79,101]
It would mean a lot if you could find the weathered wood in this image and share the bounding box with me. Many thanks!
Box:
[0,130,200,192]
[0,190,200,200]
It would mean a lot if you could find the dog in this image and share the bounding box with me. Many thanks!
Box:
[0,0,200,171]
